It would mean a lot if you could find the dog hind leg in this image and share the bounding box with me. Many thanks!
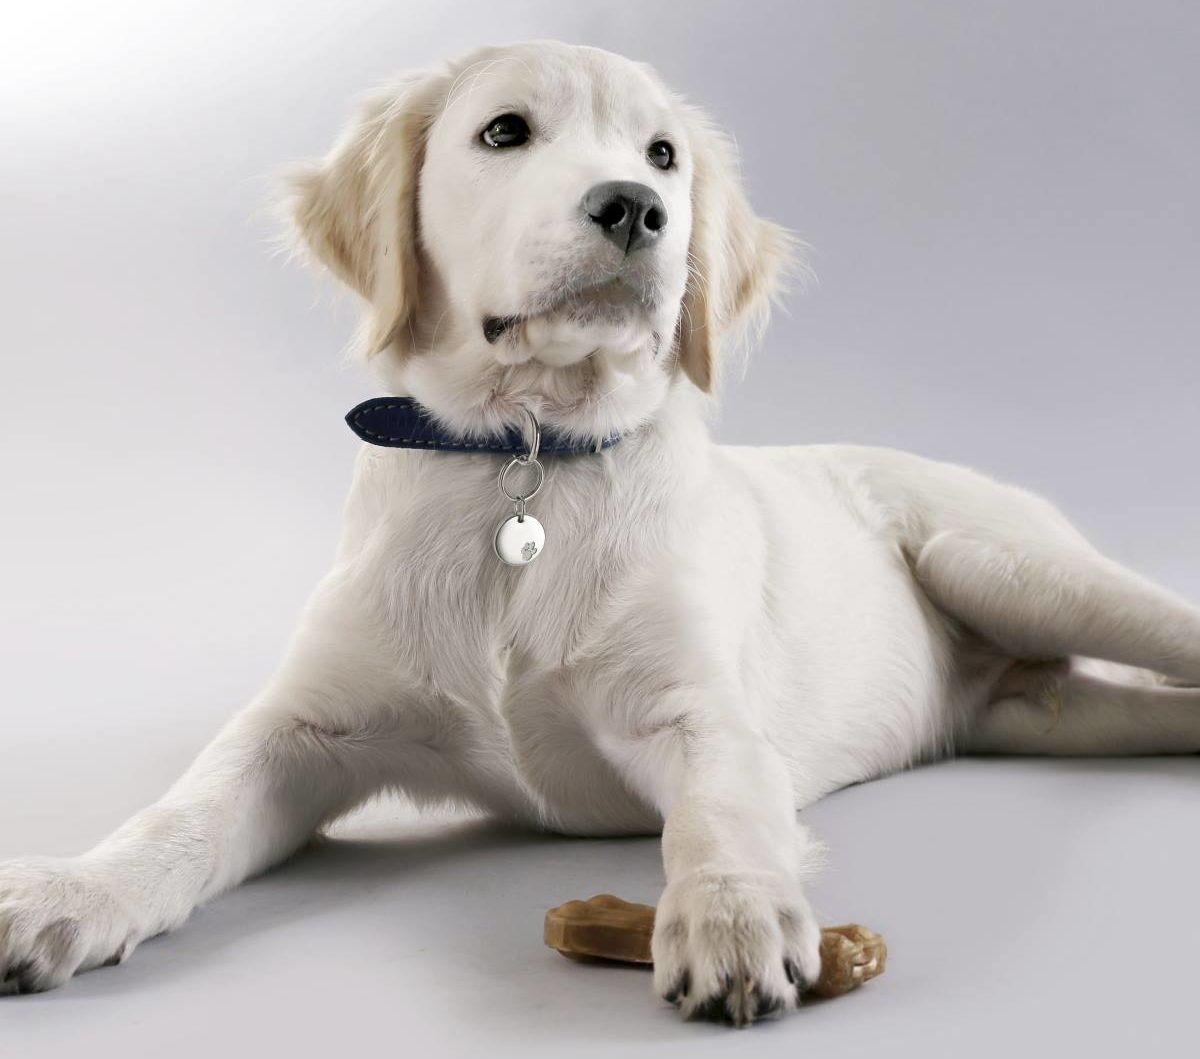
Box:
[967,660,1200,755]
[914,531,1200,686]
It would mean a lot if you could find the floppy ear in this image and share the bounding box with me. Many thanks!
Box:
[677,109,795,392]
[285,72,444,358]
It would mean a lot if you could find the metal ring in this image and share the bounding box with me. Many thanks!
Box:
[521,407,542,464]
[499,456,545,503]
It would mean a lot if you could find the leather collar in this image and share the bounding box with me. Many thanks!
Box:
[345,397,620,456]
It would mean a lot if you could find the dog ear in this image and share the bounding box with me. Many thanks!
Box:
[676,109,795,393]
[285,72,444,358]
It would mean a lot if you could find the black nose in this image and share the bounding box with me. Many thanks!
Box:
[582,181,667,254]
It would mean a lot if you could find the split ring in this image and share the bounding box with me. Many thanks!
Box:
[499,456,545,503]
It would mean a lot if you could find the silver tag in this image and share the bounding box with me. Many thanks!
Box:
[494,409,547,569]
[494,513,545,566]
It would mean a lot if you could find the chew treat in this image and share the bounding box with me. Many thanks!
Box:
[543,894,886,1000]
[811,922,888,999]
[544,894,657,965]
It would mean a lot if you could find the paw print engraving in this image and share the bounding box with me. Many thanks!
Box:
[521,540,539,561]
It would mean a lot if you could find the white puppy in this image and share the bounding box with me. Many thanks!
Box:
[2,40,1198,1025]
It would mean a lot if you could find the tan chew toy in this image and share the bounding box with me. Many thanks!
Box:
[544,894,886,1000]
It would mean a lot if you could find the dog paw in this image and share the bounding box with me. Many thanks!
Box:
[651,870,822,1026]
[0,857,136,995]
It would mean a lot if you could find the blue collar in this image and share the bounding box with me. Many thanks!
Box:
[345,397,620,456]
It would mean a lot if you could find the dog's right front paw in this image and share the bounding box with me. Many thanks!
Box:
[0,857,136,995]
[651,869,822,1027]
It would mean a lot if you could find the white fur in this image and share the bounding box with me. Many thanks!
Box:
[3,42,1198,1024]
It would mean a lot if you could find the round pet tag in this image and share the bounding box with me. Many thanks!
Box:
[494,513,545,566]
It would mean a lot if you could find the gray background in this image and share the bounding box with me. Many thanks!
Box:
[2,1,1197,1055]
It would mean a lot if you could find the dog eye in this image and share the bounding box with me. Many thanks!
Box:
[481,114,530,148]
[647,140,674,170]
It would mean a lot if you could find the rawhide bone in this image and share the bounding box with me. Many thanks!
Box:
[544,894,886,999]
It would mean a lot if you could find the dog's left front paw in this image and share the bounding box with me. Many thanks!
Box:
[651,869,821,1026]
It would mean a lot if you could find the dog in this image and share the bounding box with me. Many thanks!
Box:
[2,40,1198,1026]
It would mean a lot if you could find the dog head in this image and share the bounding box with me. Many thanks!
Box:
[286,41,792,442]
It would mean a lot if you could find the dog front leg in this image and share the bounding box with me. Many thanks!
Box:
[0,717,352,993]
[0,593,447,995]
[644,696,823,1026]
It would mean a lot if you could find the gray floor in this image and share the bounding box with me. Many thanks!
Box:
[2,722,1196,1057]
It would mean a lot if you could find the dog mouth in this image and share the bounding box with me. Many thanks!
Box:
[483,315,520,344]
[483,278,653,345]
